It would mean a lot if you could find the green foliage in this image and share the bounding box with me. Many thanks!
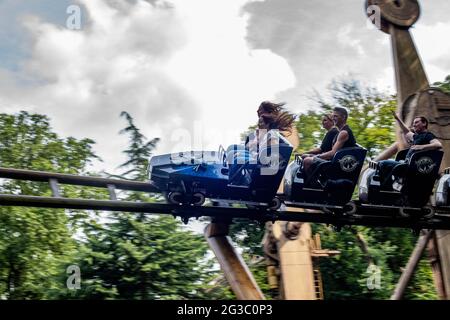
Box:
[64,214,211,299]
[116,111,160,182]
[60,112,217,299]
[300,79,397,159]
[433,75,450,94]
[230,77,445,300]
[305,80,438,299]
[295,111,323,154]
[229,219,265,256]
[0,110,224,300]
[0,111,98,299]
[0,111,98,173]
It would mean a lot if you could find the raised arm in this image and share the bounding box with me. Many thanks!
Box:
[392,111,414,143]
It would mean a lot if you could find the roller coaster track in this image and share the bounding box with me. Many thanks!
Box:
[1,167,450,230]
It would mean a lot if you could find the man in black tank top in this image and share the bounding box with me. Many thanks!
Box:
[303,107,357,174]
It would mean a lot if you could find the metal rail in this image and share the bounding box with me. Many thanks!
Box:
[0,167,159,193]
[1,194,450,229]
[1,166,450,229]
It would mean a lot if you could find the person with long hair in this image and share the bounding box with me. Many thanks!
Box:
[247,101,299,150]
[228,101,298,186]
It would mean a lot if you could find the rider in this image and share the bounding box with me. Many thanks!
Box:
[302,106,356,175]
[378,113,442,187]
[300,113,338,158]
[228,101,297,185]
[246,101,298,151]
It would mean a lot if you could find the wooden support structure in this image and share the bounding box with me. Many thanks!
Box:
[367,0,450,298]
[391,230,434,300]
[205,222,265,300]
[271,221,316,300]
[426,231,447,299]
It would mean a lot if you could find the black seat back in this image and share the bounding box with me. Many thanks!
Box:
[250,133,293,198]
[403,149,444,206]
[328,147,367,184]
[406,149,443,179]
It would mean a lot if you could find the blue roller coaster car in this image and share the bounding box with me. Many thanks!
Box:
[148,131,293,209]
[284,146,367,212]
[359,149,443,217]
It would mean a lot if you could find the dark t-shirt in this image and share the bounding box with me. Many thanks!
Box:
[320,127,339,153]
[332,125,357,149]
[405,131,436,160]
[412,131,436,145]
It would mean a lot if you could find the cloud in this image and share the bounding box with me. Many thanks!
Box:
[0,0,206,172]
[411,22,450,83]
[0,0,296,173]
[166,0,295,149]
[242,0,450,112]
[1,0,449,174]
[1,0,295,173]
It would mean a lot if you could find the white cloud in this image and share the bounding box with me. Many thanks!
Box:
[337,24,365,56]
[0,0,296,173]
[167,0,295,150]
[412,21,450,83]
[241,0,450,111]
[1,0,449,175]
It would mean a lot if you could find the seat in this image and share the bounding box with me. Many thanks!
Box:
[382,149,443,207]
[249,132,293,197]
[405,149,443,177]
[305,147,367,189]
[380,150,443,183]
[226,144,250,165]
[225,144,255,186]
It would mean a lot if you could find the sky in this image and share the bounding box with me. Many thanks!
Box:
[1,0,450,174]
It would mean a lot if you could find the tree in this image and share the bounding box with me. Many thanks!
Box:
[298,79,397,158]
[0,111,98,299]
[116,111,160,182]
[229,78,439,300]
[433,75,450,94]
[302,80,437,299]
[65,112,217,299]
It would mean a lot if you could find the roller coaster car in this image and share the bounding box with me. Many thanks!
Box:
[436,167,450,208]
[148,131,293,209]
[283,146,367,213]
[359,149,443,217]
